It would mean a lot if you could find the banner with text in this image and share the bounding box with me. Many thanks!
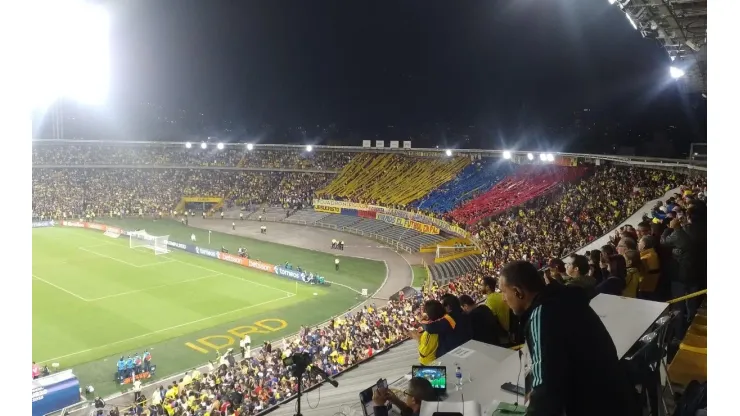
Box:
[375,213,440,235]
[341,208,359,217]
[32,220,55,228]
[182,197,223,203]
[315,205,342,214]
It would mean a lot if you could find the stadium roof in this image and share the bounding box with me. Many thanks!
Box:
[618,0,707,95]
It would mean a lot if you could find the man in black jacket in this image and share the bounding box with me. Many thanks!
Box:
[498,260,638,416]
[459,294,504,345]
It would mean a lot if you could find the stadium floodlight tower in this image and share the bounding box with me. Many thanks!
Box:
[306,145,313,152]
[201,142,208,149]
[502,150,512,160]
[24,0,109,145]
[246,143,254,151]
[670,66,686,79]
[185,142,192,149]
[217,142,225,150]
[445,149,453,157]
[129,230,170,256]
[28,0,110,110]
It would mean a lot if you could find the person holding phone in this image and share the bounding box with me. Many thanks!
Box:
[372,377,435,416]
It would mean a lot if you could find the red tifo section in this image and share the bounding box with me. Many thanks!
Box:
[450,165,589,225]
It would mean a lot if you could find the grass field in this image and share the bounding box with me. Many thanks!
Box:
[411,265,428,287]
[32,219,386,397]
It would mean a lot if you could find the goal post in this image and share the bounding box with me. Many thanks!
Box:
[129,230,170,255]
[435,245,476,259]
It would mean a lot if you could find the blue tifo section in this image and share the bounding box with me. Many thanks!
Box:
[410,160,515,214]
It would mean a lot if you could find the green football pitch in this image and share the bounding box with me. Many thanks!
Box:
[32,219,386,397]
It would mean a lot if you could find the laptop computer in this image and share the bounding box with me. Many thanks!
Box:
[411,365,448,399]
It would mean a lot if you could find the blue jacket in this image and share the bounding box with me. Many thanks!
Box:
[422,311,472,357]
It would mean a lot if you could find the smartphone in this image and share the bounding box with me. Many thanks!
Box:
[377,378,388,389]
[501,382,526,396]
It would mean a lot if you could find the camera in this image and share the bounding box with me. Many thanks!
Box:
[282,351,312,369]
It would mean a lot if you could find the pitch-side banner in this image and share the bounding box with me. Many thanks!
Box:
[375,213,440,235]
[313,199,460,236]
[32,220,55,228]
[315,204,342,214]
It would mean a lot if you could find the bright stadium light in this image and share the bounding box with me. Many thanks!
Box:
[445,149,452,157]
[539,153,547,161]
[502,151,512,160]
[29,0,110,107]
[608,0,617,4]
[670,66,685,79]
[527,153,534,161]
[306,145,313,152]
[200,142,207,149]
[185,142,192,149]
[217,142,224,150]
[546,153,555,162]
[626,13,638,30]
[246,143,254,151]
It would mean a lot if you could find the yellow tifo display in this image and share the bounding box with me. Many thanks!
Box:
[318,153,470,206]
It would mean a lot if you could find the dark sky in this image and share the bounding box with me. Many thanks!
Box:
[99,0,703,148]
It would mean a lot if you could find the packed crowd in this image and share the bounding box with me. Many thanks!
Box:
[32,169,332,218]
[132,274,486,416]
[474,167,686,275]
[32,143,353,171]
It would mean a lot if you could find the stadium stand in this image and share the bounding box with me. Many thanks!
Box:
[32,141,354,170]
[318,153,470,206]
[31,143,707,415]
[451,165,589,225]
[411,159,515,214]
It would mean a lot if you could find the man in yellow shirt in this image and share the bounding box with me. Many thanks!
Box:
[483,277,510,333]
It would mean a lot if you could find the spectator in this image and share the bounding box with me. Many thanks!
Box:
[546,259,567,284]
[459,294,504,345]
[596,255,629,297]
[661,217,700,340]
[637,236,661,300]
[439,294,474,344]
[498,260,638,416]
[616,237,637,255]
[622,250,643,299]
[564,254,597,299]
[587,249,604,284]
[372,376,436,416]
[482,277,511,337]
[421,298,468,358]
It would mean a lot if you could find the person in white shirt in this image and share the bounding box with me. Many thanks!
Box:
[232,221,235,230]
[335,258,340,271]
[191,233,197,242]
[133,379,142,403]
[240,334,251,358]
[331,239,337,249]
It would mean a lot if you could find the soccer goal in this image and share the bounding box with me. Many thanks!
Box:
[129,230,170,255]
[435,245,476,259]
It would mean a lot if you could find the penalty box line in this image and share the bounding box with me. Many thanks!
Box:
[37,291,297,364]
[32,272,224,302]
[78,245,175,268]
[80,234,292,297]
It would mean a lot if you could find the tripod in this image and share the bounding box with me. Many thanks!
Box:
[293,366,307,416]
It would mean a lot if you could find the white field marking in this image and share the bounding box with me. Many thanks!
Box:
[84,272,223,302]
[78,246,175,268]
[32,274,88,301]
[37,292,297,364]
[77,233,294,296]
[167,256,295,296]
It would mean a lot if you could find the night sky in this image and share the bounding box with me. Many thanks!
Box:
[75,0,705,152]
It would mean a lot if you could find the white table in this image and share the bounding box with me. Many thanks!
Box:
[589,294,668,358]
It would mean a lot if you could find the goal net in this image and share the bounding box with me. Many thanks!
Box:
[129,230,170,255]
[436,245,476,259]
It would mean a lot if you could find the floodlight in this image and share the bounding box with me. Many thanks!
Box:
[626,13,638,30]
[29,0,110,107]
[608,0,617,4]
[217,142,224,150]
[445,149,452,157]
[527,153,534,161]
[246,143,254,151]
[185,142,192,149]
[669,66,685,79]
[502,151,512,160]
[200,142,207,149]
[539,153,547,161]
[306,145,313,152]
[546,153,554,162]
